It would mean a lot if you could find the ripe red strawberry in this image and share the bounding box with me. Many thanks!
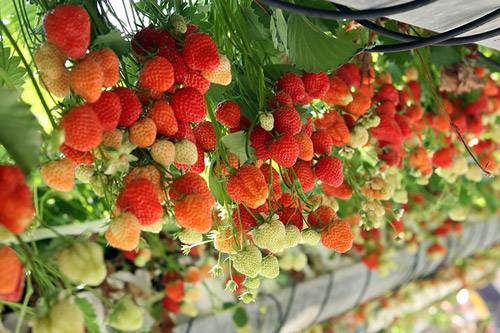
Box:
[232,204,258,234]
[291,160,315,192]
[375,102,396,117]
[182,32,220,71]
[60,143,93,165]
[374,84,400,105]
[0,166,34,234]
[275,73,305,103]
[87,48,119,88]
[308,205,336,228]
[406,80,421,101]
[61,104,103,152]
[260,164,282,200]
[90,91,122,131]
[278,207,303,229]
[269,133,299,168]
[302,72,330,99]
[273,107,302,135]
[404,104,424,121]
[70,57,103,103]
[139,56,174,93]
[116,178,163,225]
[432,147,454,168]
[378,143,403,167]
[169,172,213,203]
[227,165,268,209]
[190,143,206,174]
[129,118,157,148]
[302,118,313,137]
[193,121,216,151]
[183,70,210,94]
[395,114,411,140]
[43,5,90,59]
[315,156,343,187]
[165,279,185,302]
[40,158,76,192]
[370,115,402,145]
[147,100,178,136]
[174,121,196,142]
[0,246,24,301]
[250,127,272,160]
[158,47,188,84]
[294,132,314,161]
[170,87,207,122]
[323,182,352,199]
[321,218,354,253]
[114,87,142,127]
[174,193,212,233]
[323,76,353,106]
[267,91,293,109]
[215,101,240,128]
[311,130,333,155]
[362,254,379,270]
[162,296,180,313]
[131,27,176,56]
[345,92,371,118]
[336,63,360,88]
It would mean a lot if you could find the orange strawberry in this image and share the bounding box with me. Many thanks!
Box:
[129,118,157,148]
[40,70,70,98]
[41,158,76,192]
[308,205,336,228]
[184,267,202,283]
[102,129,123,149]
[147,100,178,136]
[174,194,212,233]
[116,178,163,225]
[321,219,354,253]
[345,92,371,118]
[227,165,268,209]
[165,279,185,302]
[105,213,141,251]
[87,48,119,88]
[201,54,232,86]
[139,56,174,93]
[0,246,24,301]
[61,104,103,152]
[294,132,314,161]
[89,91,122,131]
[322,182,352,199]
[70,57,103,102]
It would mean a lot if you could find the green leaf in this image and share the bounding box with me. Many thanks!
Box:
[208,164,231,204]
[0,88,41,173]
[264,64,302,81]
[93,30,130,58]
[221,131,253,163]
[0,42,25,89]
[232,306,249,327]
[75,297,101,333]
[287,15,361,72]
[270,9,287,53]
[430,46,462,66]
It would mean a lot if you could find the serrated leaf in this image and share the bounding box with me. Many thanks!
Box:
[287,15,361,72]
[270,9,287,53]
[93,30,130,58]
[0,42,25,89]
[430,46,462,66]
[0,89,41,173]
[75,297,101,333]
[221,131,253,163]
[232,306,248,327]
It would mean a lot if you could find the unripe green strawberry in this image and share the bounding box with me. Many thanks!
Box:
[260,255,279,279]
[34,42,67,80]
[244,277,260,290]
[232,245,262,278]
[348,126,369,148]
[449,206,467,221]
[107,296,144,332]
[133,248,151,267]
[177,228,202,244]
[279,251,293,270]
[301,229,320,246]
[151,139,175,167]
[284,224,301,248]
[89,174,106,196]
[56,241,107,286]
[174,139,198,165]
[252,219,286,253]
[180,302,199,317]
[240,291,257,304]
[169,13,187,33]
[360,114,380,129]
[292,252,307,271]
[32,297,84,333]
[141,218,165,233]
[393,189,408,204]
[75,165,94,183]
[259,113,274,131]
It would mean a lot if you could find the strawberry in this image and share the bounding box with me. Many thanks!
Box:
[302,72,330,99]
[105,213,141,251]
[361,254,379,270]
[70,57,103,102]
[60,143,93,165]
[182,32,220,71]
[43,4,90,59]
[158,47,188,84]
[302,229,321,245]
[34,42,66,80]
[61,104,103,151]
[190,143,206,173]
[378,143,403,167]
[174,139,198,165]
[107,297,144,332]
[260,255,279,279]
[315,156,343,187]
[193,121,216,151]
[56,241,106,286]
[151,139,176,167]
[131,27,175,56]
[41,158,76,192]
[406,81,421,101]
[170,87,207,122]
[178,228,203,245]
[290,160,315,192]
[174,121,195,142]
[375,102,396,117]
[322,76,353,106]
[278,207,303,229]
[273,107,302,135]
[124,165,163,196]
[252,219,287,253]
[116,178,163,225]
[321,218,354,253]
[40,70,70,98]
[102,129,123,149]
[215,101,240,128]
[275,73,305,103]
[323,182,352,199]
[162,296,180,313]
[308,205,336,228]
[269,133,300,168]
[370,115,403,145]
[185,267,202,283]
[227,165,268,209]
[90,91,122,131]
[311,130,333,155]
[147,100,178,136]
[200,54,232,86]
[404,104,424,121]
[345,92,371,118]
[129,118,157,148]
[0,246,24,301]
[395,114,412,140]
[165,279,185,302]
[260,164,282,200]
[336,63,360,88]
[114,87,142,127]
[250,127,273,160]
[174,194,212,233]
[232,245,262,278]
[139,56,174,93]
[374,84,399,105]
[33,298,85,333]
[183,70,211,93]
[232,204,258,235]
[292,133,311,159]
[432,147,454,168]
[87,48,119,87]
[267,91,293,109]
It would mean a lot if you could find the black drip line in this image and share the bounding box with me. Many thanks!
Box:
[352,269,372,308]
[309,272,335,326]
[274,283,297,333]
[263,293,284,330]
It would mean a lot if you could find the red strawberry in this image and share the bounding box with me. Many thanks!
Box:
[147,100,178,136]
[302,118,313,137]
[70,57,103,102]
[395,114,412,140]
[361,254,379,270]
[193,121,216,151]
[323,182,352,199]
[174,121,196,142]
[294,132,314,161]
[336,63,360,88]
[315,156,343,187]
[278,207,303,229]
[370,115,402,145]
[378,143,403,167]
[269,133,299,168]
[139,56,174,93]
[308,205,335,228]
[116,178,163,225]
[432,147,454,168]
[43,4,90,59]
[129,118,157,148]
[61,104,103,152]
[323,76,353,106]
[302,72,330,99]
[158,47,188,84]
[87,48,119,88]
[311,130,333,155]
[406,81,421,101]
[404,104,424,121]
[227,165,268,209]
[273,107,302,135]
[291,160,315,192]
[0,246,25,301]
[162,296,180,313]
[165,279,185,302]
[190,143,206,173]
[174,194,212,233]
[374,84,399,105]
[276,73,305,103]
[182,32,220,71]
[267,91,293,109]
[260,164,282,200]
[232,204,258,234]
[170,87,207,122]
[183,70,211,93]
[215,101,240,128]
[464,93,488,115]
[90,91,122,131]
[131,27,175,56]
[169,172,213,203]
[345,92,371,118]
[250,127,272,160]
[376,102,396,117]
[60,143,93,165]
[321,219,354,253]
[114,87,142,127]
